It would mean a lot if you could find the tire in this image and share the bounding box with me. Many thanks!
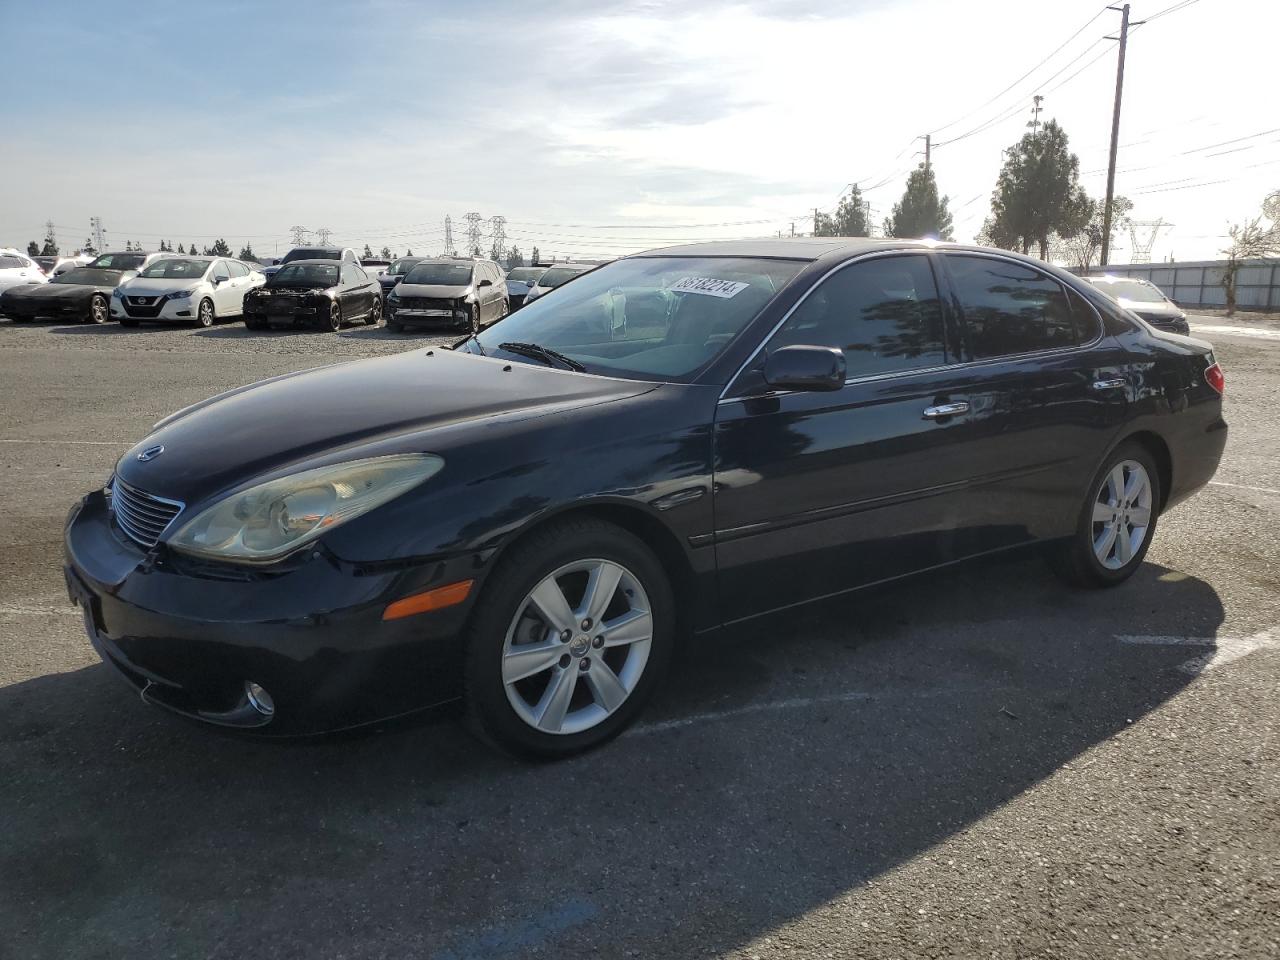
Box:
[119,316,139,328]
[364,297,381,326]
[469,304,480,335]
[195,298,215,328]
[1052,440,1161,588]
[88,295,108,325]
[464,517,675,759]
[325,302,342,332]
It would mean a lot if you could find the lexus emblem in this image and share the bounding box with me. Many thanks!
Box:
[136,444,165,462]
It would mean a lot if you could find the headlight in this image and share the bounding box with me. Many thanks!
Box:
[168,453,444,564]
[111,288,124,299]
[169,288,193,300]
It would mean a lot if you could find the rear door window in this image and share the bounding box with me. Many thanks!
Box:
[945,255,1078,358]
[228,260,249,278]
[768,254,950,378]
[212,262,230,283]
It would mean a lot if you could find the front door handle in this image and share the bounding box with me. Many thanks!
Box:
[922,401,969,419]
[1091,378,1127,391]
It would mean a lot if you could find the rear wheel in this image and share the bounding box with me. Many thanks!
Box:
[1052,441,1161,587]
[469,304,480,335]
[464,517,674,758]
[88,295,108,325]
[365,296,381,326]
[195,298,215,328]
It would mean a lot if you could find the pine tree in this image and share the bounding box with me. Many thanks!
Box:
[815,185,871,237]
[238,243,256,261]
[507,246,524,268]
[26,240,40,256]
[40,224,59,256]
[883,163,954,241]
[177,243,185,254]
[362,244,373,259]
[380,246,392,260]
[404,248,413,257]
[988,119,1090,259]
[531,245,541,265]
[189,242,198,256]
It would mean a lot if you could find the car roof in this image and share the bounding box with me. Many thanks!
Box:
[632,237,938,260]
[277,259,341,267]
[1086,274,1150,284]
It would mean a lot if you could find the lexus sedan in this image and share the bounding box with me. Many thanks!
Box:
[112,256,265,327]
[64,239,1226,758]
[2,251,163,323]
[241,260,380,331]
[1085,275,1190,335]
[384,257,507,333]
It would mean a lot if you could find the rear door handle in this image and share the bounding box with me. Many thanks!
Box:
[922,401,969,419]
[1091,378,1127,391]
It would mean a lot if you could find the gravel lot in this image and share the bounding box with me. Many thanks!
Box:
[0,315,1276,959]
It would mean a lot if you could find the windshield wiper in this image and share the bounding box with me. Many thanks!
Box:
[498,341,586,372]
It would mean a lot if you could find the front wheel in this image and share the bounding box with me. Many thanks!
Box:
[325,302,342,332]
[88,295,108,325]
[468,304,480,335]
[365,296,381,326]
[464,517,675,758]
[195,298,215,328]
[1052,441,1161,587]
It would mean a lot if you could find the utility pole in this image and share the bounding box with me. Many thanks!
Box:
[443,215,455,257]
[813,208,820,236]
[314,226,332,245]
[790,222,795,237]
[1101,3,1140,267]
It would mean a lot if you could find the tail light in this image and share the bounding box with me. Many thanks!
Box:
[1204,361,1224,395]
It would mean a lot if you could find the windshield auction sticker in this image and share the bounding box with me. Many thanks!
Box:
[669,277,749,299]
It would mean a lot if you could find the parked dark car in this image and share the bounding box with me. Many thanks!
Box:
[523,262,590,305]
[64,239,1226,758]
[1,251,158,323]
[1085,275,1190,335]
[377,256,428,307]
[261,246,360,279]
[504,265,547,311]
[384,257,507,333]
[241,260,380,331]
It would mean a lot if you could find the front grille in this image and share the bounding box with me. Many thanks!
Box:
[110,478,184,549]
[124,295,168,318]
[400,297,455,311]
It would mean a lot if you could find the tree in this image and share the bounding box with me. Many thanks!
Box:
[380,246,393,260]
[177,243,185,254]
[26,240,40,256]
[815,184,871,237]
[507,246,524,268]
[238,243,256,261]
[531,245,541,265]
[189,242,198,256]
[82,237,95,254]
[1049,195,1132,271]
[405,248,413,257]
[40,224,59,257]
[1221,211,1279,316]
[883,163,953,240]
[210,238,232,256]
[988,120,1091,259]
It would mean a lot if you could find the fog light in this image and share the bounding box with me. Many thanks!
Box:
[245,681,275,716]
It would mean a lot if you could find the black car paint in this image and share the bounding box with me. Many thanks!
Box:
[0,269,134,321]
[64,241,1227,734]
[242,261,377,328]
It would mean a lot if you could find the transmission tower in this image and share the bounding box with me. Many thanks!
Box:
[289,225,310,246]
[1263,191,1280,221]
[489,216,507,260]
[464,212,483,257]
[89,216,105,252]
[443,215,456,256]
[1127,219,1172,264]
[43,220,57,253]
[314,226,332,245]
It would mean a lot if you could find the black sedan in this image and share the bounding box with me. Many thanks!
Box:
[1,264,137,324]
[241,260,381,331]
[64,239,1226,757]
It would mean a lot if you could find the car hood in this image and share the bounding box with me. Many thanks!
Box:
[5,281,105,299]
[121,277,202,296]
[1118,298,1182,318]
[393,283,472,299]
[116,349,654,504]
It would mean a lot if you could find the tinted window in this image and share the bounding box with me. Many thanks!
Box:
[405,262,474,285]
[1065,285,1102,342]
[88,253,145,270]
[948,256,1076,358]
[282,248,340,263]
[273,263,338,286]
[228,260,249,278]
[770,255,948,378]
[139,258,210,279]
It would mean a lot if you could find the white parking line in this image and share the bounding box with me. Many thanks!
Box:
[0,605,77,618]
[0,439,127,446]
[1190,323,1280,341]
[1209,480,1280,496]
[1118,628,1279,674]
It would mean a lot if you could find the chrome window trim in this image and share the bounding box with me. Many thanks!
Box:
[718,248,1106,405]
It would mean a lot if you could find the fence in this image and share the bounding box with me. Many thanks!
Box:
[1082,258,1280,311]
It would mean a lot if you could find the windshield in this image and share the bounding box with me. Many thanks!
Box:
[1090,278,1167,303]
[470,256,804,382]
[388,258,422,276]
[507,267,545,283]
[87,253,145,270]
[270,263,338,286]
[404,262,474,286]
[139,258,210,279]
[538,267,586,288]
[282,248,340,264]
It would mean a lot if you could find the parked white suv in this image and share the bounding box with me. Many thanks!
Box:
[0,249,48,293]
[111,256,265,327]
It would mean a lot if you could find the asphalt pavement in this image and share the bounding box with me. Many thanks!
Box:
[0,314,1276,959]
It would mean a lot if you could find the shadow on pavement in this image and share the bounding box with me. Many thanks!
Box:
[0,553,1223,959]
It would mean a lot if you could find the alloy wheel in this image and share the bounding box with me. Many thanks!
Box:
[328,303,342,331]
[501,558,653,735]
[90,296,107,324]
[198,300,214,327]
[1091,459,1153,570]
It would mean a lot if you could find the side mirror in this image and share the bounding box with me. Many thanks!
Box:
[763,345,846,392]
[478,278,493,288]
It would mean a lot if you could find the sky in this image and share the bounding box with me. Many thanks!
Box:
[0,0,1275,264]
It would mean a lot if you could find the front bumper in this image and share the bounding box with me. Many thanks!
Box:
[64,491,479,735]
[243,299,325,327]
[387,306,471,329]
[2,297,88,321]
[110,295,197,322]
